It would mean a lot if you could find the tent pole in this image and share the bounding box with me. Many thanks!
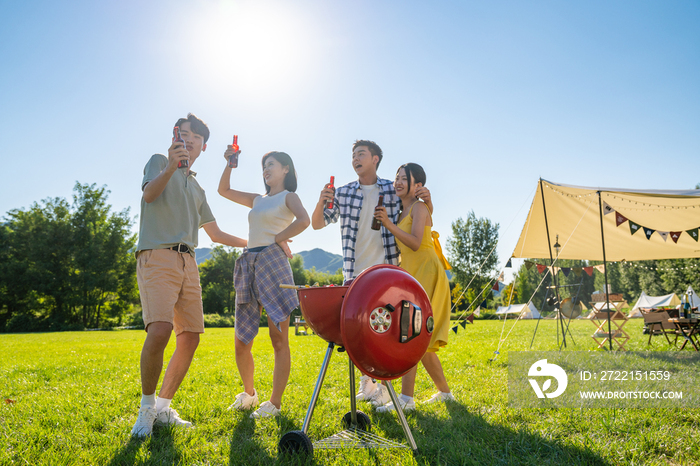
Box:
[597,191,613,351]
[539,179,566,348]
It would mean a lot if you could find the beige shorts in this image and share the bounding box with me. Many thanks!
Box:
[137,249,205,335]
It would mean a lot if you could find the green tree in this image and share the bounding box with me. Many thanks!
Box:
[71,183,137,328]
[289,255,308,286]
[1,184,137,331]
[305,267,343,286]
[513,259,596,312]
[446,211,499,307]
[3,197,74,327]
[200,246,241,314]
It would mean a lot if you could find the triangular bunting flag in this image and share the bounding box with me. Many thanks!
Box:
[572,267,582,277]
[506,258,512,268]
[480,300,487,308]
[474,306,481,317]
[498,282,506,293]
[643,226,655,240]
[629,221,641,235]
[492,282,500,291]
[616,212,628,227]
[594,264,606,273]
[551,266,558,275]
[497,271,505,282]
[459,320,467,329]
[584,267,594,276]
[687,228,699,242]
[525,260,534,271]
[562,267,571,277]
[536,264,547,274]
[451,326,458,334]
[657,231,669,242]
[602,201,615,216]
[670,231,682,243]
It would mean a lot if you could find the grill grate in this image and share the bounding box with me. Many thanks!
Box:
[313,428,409,450]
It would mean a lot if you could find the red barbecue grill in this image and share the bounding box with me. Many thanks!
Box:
[278,264,434,457]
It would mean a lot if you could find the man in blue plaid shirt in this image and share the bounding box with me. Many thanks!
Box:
[311,139,432,404]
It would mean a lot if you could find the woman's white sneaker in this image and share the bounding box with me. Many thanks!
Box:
[356,375,378,401]
[228,390,259,411]
[250,400,281,419]
[425,391,456,404]
[369,383,391,407]
[155,407,193,428]
[376,395,415,413]
[131,406,157,437]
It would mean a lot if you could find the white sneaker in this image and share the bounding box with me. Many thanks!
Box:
[376,395,415,413]
[250,400,281,419]
[369,383,391,407]
[155,407,193,429]
[424,391,456,404]
[356,375,378,401]
[131,406,157,437]
[228,390,259,411]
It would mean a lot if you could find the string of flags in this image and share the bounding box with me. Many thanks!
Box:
[450,303,484,334]
[517,260,606,277]
[603,201,699,243]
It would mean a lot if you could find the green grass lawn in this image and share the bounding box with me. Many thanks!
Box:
[1,319,699,465]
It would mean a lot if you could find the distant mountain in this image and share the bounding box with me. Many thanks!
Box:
[195,247,342,274]
[195,247,450,279]
[296,249,343,274]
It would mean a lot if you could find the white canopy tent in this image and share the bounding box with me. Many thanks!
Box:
[495,303,541,320]
[628,292,681,318]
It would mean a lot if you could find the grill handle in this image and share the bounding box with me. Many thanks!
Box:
[399,300,423,343]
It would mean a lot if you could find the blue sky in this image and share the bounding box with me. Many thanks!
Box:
[2,0,698,279]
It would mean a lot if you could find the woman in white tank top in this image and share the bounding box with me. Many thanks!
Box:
[218,149,310,419]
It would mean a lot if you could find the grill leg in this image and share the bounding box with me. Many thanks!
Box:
[385,381,418,452]
[302,342,335,434]
[348,358,357,425]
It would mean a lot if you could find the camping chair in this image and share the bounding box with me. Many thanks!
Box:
[641,310,677,347]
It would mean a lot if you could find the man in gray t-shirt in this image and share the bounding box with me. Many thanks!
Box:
[131,113,247,438]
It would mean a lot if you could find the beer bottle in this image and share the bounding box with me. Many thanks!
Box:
[326,176,335,209]
[228,135,239,168]
[172,126,188,168]
[371,194,384,231]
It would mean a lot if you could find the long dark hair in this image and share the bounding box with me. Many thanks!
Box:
[397,163,426,215]
[261,151,298,193]
[397,163,426,193]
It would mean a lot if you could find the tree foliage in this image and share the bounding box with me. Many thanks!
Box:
[513,259,597,312]
[200,246,240,314]
[0,183,137,332]
[446,211,499,308]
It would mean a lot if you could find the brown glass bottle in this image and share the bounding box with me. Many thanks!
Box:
[371,194,384,231]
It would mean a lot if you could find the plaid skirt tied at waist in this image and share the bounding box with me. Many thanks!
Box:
[233,244,299,344]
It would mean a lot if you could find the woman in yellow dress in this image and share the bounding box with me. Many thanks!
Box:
[373,163,454,412]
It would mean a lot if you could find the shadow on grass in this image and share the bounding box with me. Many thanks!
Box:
[370,402,610,466]
[106,425,181,466]
[229,413,310,466]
